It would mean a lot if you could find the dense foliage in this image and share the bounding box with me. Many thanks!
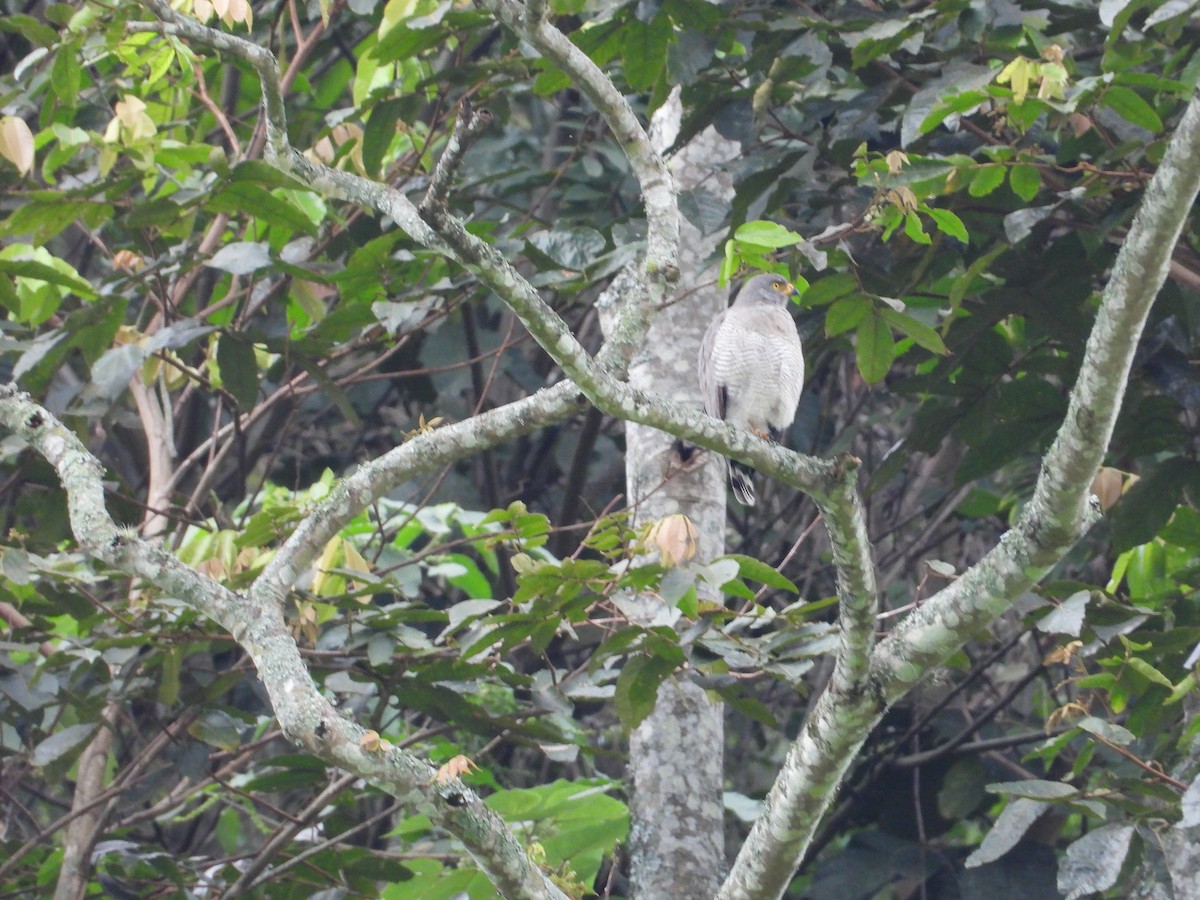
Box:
[1,0,1199,896]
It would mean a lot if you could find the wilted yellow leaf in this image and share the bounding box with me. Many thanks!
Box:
[359,730,392,752]
[0,116,35,176]
[433,754,480,784]
[646,514,698,568]
[884,149,909,175]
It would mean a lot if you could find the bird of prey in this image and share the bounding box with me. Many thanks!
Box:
[698,273,805,506]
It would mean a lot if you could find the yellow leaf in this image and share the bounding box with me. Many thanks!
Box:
[646,514,698,568]
[884,149,909,175]
[0,116,35,176]
[433,754,480,784]
[311,536,342,596]
[360,730,389,752]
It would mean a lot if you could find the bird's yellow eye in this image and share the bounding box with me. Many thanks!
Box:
[771,280,792,294]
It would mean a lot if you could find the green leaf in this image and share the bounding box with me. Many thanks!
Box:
[31,724,97,767]
[938,757,987,820]
[925,206,969,243]
[1102,85,1163,133]
[919,90,990,136]
[878,306,948,355]
[613,655,675,731]
[968,165,1006,197]
[987,779,1078,800]
[208,183,319,236]
[715,686,778,728]
[722,554,799,593]
[51,41,80,110]
[803,272,858,306]
[733,220,803,249]
[216,334,260,409]
[1124,658,1173,690]
[623,15,673,92]
[189,709,243,752]
[0,14,59,46]
[1008,164,1041,202]
[825,294,871,336]
[855,313,895,383]
[903,210,931,245]
[0,257,97,301]
[0,199,113,246]
[1110,458,1195,552]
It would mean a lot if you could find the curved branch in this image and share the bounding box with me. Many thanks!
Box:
[874,86,1200,694]
[720,88,1200,900]
[484,0,680,368]
[0,386,568,900]
[249,381,584,604]
[130,0,839,557]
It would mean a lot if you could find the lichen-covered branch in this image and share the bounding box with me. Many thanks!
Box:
[483,0,680,367]
[719,88,1200,900]
[420,98,495,214]
[249,382,583,605]
[874,86,1200,694]
[819,456,879,695]
[0,386,568,900]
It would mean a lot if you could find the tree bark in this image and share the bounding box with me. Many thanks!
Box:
[624,101,742,898]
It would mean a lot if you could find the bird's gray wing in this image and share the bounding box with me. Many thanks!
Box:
[698,309,728,419]
[768,309,805,430]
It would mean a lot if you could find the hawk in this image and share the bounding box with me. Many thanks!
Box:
[698,273,805,506]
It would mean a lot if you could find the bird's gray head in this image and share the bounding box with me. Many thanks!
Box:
[735,273,795,307]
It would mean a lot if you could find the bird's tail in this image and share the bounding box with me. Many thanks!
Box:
[728,461,756,506]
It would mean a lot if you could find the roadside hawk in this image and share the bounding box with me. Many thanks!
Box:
[698,273,805,506]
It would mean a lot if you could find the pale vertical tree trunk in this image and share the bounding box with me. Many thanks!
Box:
[623,98,742,898]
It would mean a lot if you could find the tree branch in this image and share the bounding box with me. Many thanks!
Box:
[421,98,495,214]
[0,386,568,900]
[719,88,1200,900]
